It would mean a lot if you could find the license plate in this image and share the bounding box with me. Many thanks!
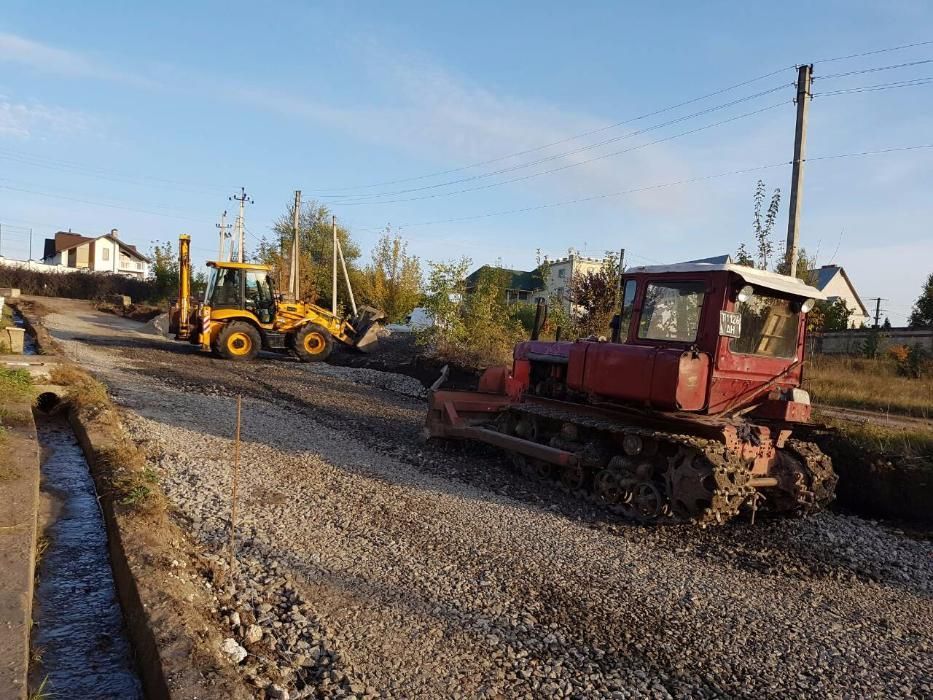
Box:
[719,310,742,338]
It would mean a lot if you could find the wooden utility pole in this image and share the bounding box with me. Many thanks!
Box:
[336,236,357,316]
[870,297,884,328]
[331,215,338,315]
[289,191,302,299]
[785,64,812,278]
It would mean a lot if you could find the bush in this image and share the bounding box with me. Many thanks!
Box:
[418,259,527,369]
[0,267,157,302]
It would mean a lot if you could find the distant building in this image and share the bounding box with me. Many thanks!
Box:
[808,265,870,328]
[465,253,605,313]
[41,229,151,279]
[464,266,543,304]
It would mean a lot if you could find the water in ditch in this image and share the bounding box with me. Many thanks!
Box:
[31,415,143,699]
[10,308,38,355]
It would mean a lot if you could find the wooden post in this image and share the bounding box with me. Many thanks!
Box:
[228,395,242,574]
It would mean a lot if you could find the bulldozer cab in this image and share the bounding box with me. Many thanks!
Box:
[205,262,277,325]
[616,263,824,359]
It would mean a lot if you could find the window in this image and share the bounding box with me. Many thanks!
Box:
[558,268,566,278]
[136,261,142,270]
[102,247,110,261]
[638,281,705,342]
[730,295,800,358]
[245,270,274,320]
[618,279,637,339]
[209,268,242,308]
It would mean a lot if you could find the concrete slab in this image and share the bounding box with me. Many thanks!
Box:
[0,402,40,700]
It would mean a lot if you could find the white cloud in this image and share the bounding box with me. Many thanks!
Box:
[0,31,152,86]
[0,98,93,139]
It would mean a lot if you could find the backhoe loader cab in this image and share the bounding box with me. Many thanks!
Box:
[170,234,384,362]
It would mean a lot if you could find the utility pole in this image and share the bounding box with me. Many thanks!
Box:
[216,210,231,261]
[28,228,33,261]
[229,187,253,263]
[785,63,812,278]
[289,190,302,299]
[868,297,885,328]
[0,223,3,258]
[331,215,338,315]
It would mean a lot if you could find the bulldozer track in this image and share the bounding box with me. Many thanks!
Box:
[503,402,758,526]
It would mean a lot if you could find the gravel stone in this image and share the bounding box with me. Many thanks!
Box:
[41,300,933,699]
[221,638,248,665]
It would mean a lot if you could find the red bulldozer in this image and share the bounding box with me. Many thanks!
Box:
[425,260,837,526]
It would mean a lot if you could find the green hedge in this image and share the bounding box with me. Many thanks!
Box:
[0,267,158,302]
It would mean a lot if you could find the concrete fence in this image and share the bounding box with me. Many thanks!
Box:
[808,327,933,355]
[0,256,79,274]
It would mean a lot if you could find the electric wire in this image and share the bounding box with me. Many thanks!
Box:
[814,77,933,96]
[814,39,933,63]
[359,143,933,230]
[817,58,933,80]
[303,66,797,194]
[322,84,794,202]
[0,183,214,224]
[332,101,791,207]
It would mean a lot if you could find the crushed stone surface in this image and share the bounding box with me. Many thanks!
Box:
[39,299,933,699]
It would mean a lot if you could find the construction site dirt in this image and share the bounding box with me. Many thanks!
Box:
[32,297,933,698]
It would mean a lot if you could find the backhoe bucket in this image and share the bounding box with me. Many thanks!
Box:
[351,306,386,353]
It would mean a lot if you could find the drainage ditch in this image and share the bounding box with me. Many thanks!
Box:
[11,308,38,355]
[30,410,144,699]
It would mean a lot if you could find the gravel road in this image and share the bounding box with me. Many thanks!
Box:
[38,298,933,699]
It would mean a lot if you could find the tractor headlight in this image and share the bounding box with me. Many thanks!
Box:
[800,298,816,313]
[737,285,755,303]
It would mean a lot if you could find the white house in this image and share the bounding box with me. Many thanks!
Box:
[809,265,870,328]
[541,254,605,311]
[41,229,151,279]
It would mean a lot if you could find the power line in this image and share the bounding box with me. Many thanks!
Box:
[303,66,797,194]
[817,57,933,80]
[357,142,933,230]
[815,39,933,64]
[323,84,794,202]
[813,76,933,96]
[333,101,790,207]
[0,183,214,223]
[0,147,230,195]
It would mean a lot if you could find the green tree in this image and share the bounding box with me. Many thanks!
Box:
[753,180,781,270]
[567,252,622,338]
[149,240,179,301]
[361,228,423,323]
[418,258,526,367]
[908,272,933,328]
[809,298,853,332]
[255,198,364,311]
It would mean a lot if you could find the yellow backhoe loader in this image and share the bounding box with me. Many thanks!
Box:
[169,234,383,362]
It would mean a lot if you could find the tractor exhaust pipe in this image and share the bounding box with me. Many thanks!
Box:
[531,299,547,341]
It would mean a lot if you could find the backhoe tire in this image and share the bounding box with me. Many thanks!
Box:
[294,323,333,363]
[217,321,261,361]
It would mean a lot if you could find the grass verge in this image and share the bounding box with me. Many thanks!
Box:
[49,363,164,512]
[805,354,932,419]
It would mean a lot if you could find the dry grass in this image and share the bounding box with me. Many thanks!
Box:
[819,416,933,466]
[49,363,163,511]
[804,354,933,419]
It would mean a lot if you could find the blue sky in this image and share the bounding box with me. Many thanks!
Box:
[0,1,931,322]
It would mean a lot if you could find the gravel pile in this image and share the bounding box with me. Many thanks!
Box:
[41,303,933,699]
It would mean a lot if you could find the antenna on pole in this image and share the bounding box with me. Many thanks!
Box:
[229,187,253,263]
[288,191,302,300]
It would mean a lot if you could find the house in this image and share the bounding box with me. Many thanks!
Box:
[465,253,605,313]
[41,229,151,279]
[464,266,543,304]
[808,265,870,328]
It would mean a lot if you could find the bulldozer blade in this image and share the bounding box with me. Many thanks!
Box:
[354,324,381,353]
